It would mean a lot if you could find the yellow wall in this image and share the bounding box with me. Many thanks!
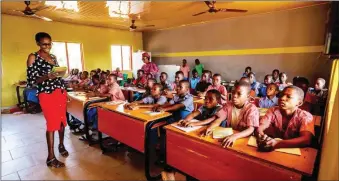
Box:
[1,14,143,107]
[318,59,339,180]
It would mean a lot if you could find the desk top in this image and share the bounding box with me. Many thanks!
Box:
[67,92,107,103]
[165,125,318,176]
[98,102,172,122]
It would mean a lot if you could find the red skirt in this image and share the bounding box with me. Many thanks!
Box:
[39,89,67,131]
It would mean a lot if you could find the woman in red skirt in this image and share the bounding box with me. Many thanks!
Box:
[26,32,68,168]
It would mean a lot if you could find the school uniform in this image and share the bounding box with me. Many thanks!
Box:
[305,88,328,116]
[258,83,268,97]
[206,85,228,104]
[251,81,261,96]
[260,107,314,139]
[142,95,167,105]
[168,93,194,123]
[218,102,259,131]
[259,96,278,108]
[161,81,172,91]
[190,77,200,90]
[195,81,212,94]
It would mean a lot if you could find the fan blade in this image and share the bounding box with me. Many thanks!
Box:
[32,14,52,21]
[12,9,25,14]
[31,6,49,13]
[219,8,248,13]
[193,11,208,16]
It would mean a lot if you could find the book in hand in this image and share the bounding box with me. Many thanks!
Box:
[247,136,301,156]
[51,67,67,77]
[212,127,233,139]
[171,119,202,132]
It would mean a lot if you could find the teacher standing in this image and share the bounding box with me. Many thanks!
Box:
[141,52,159,78]
[26,32,68,168]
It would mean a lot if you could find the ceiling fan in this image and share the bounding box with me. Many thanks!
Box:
[129,19,155,31]
[193,1,248,16]
[12,1,52,21]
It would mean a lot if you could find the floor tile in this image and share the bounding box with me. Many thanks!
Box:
[1,155,37,176]
[2,150,13,163]
[1,172,20,180]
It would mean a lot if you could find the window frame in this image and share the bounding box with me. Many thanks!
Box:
[111,45,133,71]
[52,41,85,72]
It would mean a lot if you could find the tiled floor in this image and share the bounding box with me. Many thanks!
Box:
[1,113,185,180]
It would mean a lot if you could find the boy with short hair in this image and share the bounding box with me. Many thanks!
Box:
[305,78,328,116]
[257,86,314,150]
[195,72,212,96]
[189,69,200,94]
[200,74,228,104]
[258,74,273,97]
[180,59,190,80]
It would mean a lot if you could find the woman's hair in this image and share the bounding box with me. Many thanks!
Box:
[35,32,51,42]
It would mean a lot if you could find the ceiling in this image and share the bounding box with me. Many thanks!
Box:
[1,1,327,32]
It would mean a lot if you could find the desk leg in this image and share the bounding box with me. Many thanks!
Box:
[82,98,109,146]
[144,119,166,181]
[16,86,22,107]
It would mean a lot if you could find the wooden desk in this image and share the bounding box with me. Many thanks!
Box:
[14,83,27,108]
[67,92,109,144]
[97,103,172,180]
[165,125,318,180]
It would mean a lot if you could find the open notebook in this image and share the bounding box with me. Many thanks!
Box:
[171,119,202,132]
[247,136,301,156]
[212,127,233,139]
[106,100,126,105]
[143,111,162,116]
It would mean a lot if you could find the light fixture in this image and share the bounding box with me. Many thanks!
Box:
[106,1,145,19]
[45,1,79,12]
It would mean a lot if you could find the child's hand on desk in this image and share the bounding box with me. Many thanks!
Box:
[153,106,165,112]
[221,134,238,148]
[200,127,213,137]
[257,134,274,152]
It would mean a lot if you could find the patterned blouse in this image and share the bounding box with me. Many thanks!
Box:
[26,52,66,95]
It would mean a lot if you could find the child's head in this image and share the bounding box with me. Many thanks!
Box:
[192,69,198,78]
[106,74,117,86]
[315,78,326,91]
[294,77,309,97]
[101,71,108,80]
[182,59,187,65]
[204,89,221,109]
[92,74,100,85]
[146,78,156,89]
[96,68,101,74]
[90,70,96,77]
[266,83,279,97]
[115,67,121,72]
[176,80,190,96]
[146,73,153,80]
[106,70,111,75]
[201,72,209,82]
[73,69,79,75]
[137,69,144,78]
[264,74,273,85]
[279,72,287,83]
[239,77,250,84]
[245,66,252,75]
[175,71,184,83]
[195,59,200,65]
[151,83,163,97]
[272,69,280,80]
[248,72,256,84]
[160,72,168,83]
[279,86,304,110]
[81,71,89,80]
[232,82,251,107]
[212,74,222,86]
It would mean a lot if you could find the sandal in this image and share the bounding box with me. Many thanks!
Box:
[58,144,69,157]
[46,157,65,168]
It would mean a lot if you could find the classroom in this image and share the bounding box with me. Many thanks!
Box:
[1,1,338,180]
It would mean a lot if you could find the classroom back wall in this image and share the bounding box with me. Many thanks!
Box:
[1,14,143,107]
[143,3,332,84]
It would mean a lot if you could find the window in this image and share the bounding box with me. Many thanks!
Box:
[111,45,132,70]
[50,42,83,72]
